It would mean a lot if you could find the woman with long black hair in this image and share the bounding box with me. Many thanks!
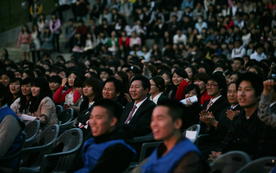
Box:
[77,78,102,139]
[11,78,32,115]
[29,77,57,127]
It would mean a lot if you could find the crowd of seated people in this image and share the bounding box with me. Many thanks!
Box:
[1,0,276,172]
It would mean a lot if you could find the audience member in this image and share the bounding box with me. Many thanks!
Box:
[10,78,32,115]
[148,76,167,104]
[258,79,276,127]
[53,71,82,110]
[193,72,211,105]
[74,99,136,173]
[181,84,202,129]
[0,83,25,170]
[210,72,276,160]
[7,78,22,106]
[77,78,102,139]
[102,77,129,107]
[48,75,62,95]
[16,25,31,61]
[138,99,208,173]
[28,77,58,128]
[119,75,155,138]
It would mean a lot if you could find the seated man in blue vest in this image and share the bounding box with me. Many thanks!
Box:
[139,99,209,173]
[74,99,136,173]
[0,83,25,171]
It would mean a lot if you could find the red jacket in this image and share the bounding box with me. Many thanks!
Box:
[175,80,189,101]
[53,86,81,105]
[199,91,211,106]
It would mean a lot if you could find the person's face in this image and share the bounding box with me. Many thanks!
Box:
[21,84,31,96]
[31,86,41,97]
[172,73,184,86]
[1,74,10,87]
[151,106,181,141]
[149,80,159,95]
[82,85,94,97]
[194,80,205,92]
[206,80,220,97]
[102,82,118,99]
[49,82,60,92]
[100,71,110,82]
[227,83,238,105]
[185,89,197,98]
[161,73,171,86]
[9,81,21,95]
[129,80,148,102]
[14,72,22,78]
[237,81,258,108]
[89,106,116,137]
[227,74,238,84]
[198,67,207,74]
[68,73,77,87]
[185,67,193,79]
[232,60,242,72]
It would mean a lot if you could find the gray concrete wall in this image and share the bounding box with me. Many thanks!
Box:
[0,26,20,47]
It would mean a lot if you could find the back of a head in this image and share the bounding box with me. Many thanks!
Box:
[193,73,209,83]
[49,75,62,84]
[173,68,188,79]
[157,99,185,121]
[93,99,123,121]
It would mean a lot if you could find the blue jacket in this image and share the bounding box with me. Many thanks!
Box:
[141,138,200,173]
[0,105,25,167]
[75,138,136,173]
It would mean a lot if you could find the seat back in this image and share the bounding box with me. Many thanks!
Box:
[58,109,74,134]
[183,124,200,143]
[56,105,64,115]
[210,151,251,173]
[236,157,276,173]
[40,128,83,173]
[20,124,60,167]
[139,141,162,162]
[0,132,25,172]
[24,119,40,147]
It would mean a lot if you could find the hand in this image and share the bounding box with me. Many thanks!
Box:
[61,78,68,87]
[205,112,218,127]
[263,79,275,96]
[185,98,193,106]
[226,109,240,120]
[208,151,222,161]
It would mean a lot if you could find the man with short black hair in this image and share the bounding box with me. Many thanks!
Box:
[119,75,156,138]
[210,72,276,159]
[139,99,209,173]
[231,57,244,72]
[74,99,136,173]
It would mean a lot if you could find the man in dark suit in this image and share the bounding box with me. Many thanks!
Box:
[200,72,229,126]
[119,75,156,138]
[198,72,229,158]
